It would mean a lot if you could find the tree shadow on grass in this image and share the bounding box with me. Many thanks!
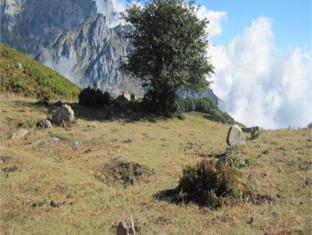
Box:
[70,102,168,123]
[12,100,169,123]
[154,188,182,205]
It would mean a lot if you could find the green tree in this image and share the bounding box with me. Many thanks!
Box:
[121,0,214,116]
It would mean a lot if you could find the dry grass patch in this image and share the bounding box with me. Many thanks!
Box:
[0,95,311,235]
[95,159,155,187]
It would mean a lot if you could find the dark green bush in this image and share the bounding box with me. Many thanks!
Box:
[177,159,244,208]
[79,87,111,107]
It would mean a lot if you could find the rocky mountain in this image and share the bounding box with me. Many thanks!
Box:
[0,0,219,100]
[0,0,139,95]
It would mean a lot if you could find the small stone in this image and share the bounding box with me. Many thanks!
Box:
[51,104,75,125]
[10,128,30,140]
[16,63,23,70]
[226,125,245,146]
[37,119,53,129]
[117,217,135,235]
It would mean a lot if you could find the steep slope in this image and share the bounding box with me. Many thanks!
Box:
[36,15,142,96]
[0,44,80,99]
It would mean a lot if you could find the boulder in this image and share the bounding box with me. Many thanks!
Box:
[51,104,75,125]
[117,217,135,235]
[37,119,53,129]
[10,128,30,140]
[226,125,245,146]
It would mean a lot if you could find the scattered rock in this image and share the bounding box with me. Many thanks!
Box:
[10,128,30,140]
[51,135,62,142]
[72,140,80,146]
[36,119,53,129]
[31,200,45,208]
[16,63,23,70]
[226,125,246,146]
[51,104,75,125]
[30,200,66,208]
[50,200,64,208]
[122,139,132,144]
[117,217,136,235]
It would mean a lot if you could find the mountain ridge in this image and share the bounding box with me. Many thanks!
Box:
[0,0,220,102]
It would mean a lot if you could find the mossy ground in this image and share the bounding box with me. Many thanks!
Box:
[0,94,311,234]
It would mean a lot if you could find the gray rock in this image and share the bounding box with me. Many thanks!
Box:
[226,125,245,146]
[16,63,23,70]
[51,104,75,125]
[10,128,30,140]
[117,217,135,235]
[37,119,53,129]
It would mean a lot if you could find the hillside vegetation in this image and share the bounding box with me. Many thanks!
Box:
[0,44,80,99]
[0,94,311,234]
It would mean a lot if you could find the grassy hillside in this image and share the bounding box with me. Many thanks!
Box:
[0,95,311,234]
[0,44,80,99]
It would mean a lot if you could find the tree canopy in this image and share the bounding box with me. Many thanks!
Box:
[121,0,214,116]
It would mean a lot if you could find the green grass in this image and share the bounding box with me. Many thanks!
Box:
[0,44,80,99]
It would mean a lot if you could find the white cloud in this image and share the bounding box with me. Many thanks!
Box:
[93,0,126,27]
[196,6,227,38]
[210,17,312,129]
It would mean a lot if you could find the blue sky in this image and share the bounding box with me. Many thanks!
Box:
[197,0,311,51]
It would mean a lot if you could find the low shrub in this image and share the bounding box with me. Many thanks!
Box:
[177,158,245,208]
[250,128,261,140]
[79,87,111,107]
[225,146,248,169]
